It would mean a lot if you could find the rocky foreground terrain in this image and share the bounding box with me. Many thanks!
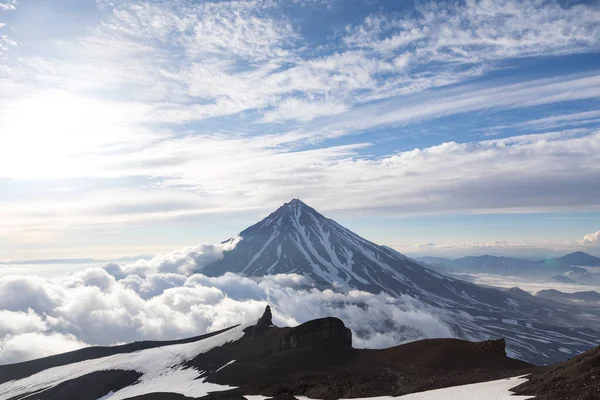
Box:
[1,305,598,400]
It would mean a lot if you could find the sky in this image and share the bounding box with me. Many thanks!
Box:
[1,0,600,260]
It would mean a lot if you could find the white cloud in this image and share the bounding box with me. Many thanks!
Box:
[482,110,600,133]
[262,97,349,122]
[581,231,600,246]
[1,0,600,259]
[0,1,16,11]
[1,126,599,260]
[0,245,455,363]
[0,0,16,59]
[118,239,241,276]
[0,332,86,365]
[395,240,569,259]
[6,0,598,125]
[345,0,600,60]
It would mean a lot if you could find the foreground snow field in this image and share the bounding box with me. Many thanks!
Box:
[0,322,252,400]
[249,377,532,400]
[394,376,532,400]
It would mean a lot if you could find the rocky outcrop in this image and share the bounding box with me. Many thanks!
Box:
[513,345,600,399]
[475,338,506,356]
[276,317,352,350]
[248,305,352,351]
[251,305,273,337]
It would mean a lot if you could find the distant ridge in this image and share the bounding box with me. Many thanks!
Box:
[416,251,600,276]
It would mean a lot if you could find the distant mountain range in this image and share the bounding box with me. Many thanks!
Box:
[536,289,600,304]
[416,251,600,279]
[199,199,600,365]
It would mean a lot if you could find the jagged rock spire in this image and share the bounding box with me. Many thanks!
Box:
[251,305,273,337]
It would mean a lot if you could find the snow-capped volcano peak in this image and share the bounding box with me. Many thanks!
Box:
[202,199,431,295]
[255,198,320,231]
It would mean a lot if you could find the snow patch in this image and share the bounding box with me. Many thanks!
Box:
[342,376,533,399]
[0,322,253,400]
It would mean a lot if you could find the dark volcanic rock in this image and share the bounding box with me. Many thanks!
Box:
[513,345,600,400]
[251,305,273,337]
[187,316,533,399]
[3,313,536,400]
[8,370,142,400]
[474,338,506,357]
[276,317,352,350]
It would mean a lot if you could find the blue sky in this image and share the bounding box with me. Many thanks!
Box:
[0,0,599,260]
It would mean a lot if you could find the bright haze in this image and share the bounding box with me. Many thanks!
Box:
[1,0,600,261]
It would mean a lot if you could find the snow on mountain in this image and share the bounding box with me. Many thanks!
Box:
[204,199,434,296]
[0,322,252,400]
[203,200,514,307]
[202,199,600,365]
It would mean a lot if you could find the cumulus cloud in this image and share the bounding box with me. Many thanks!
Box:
[0,332,86,365]
[0,245,455,364]
[111,239,241,277]
[581,231,600,246]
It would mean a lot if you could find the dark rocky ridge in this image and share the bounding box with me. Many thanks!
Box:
[513,344,600,399]
[185,306,533,399]
[4,307,537,400]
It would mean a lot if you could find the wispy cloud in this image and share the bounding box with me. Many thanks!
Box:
[0,0,16,60]
[1,0,600,257]
[1,127,598,257]
[6,0,599,122]
[346,0,600,58]
[481,110,600,134]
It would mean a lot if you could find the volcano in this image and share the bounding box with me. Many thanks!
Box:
[201,199,600,365]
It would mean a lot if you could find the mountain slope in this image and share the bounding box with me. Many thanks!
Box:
[201,200,600,365]
[513,341,600,400]
[536,289,600,304]
[203,199,423,296]
[558,251,600,267]
[0,307,537,400]
[203,200,525,307]
[451,255,551,275]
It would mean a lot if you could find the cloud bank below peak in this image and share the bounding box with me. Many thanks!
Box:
[0,242,455,364]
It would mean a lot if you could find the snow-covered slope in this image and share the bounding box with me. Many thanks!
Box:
[0,321,252,400]
[204,199,438,296]
[203,200,514,307]
[202,199,600,365]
